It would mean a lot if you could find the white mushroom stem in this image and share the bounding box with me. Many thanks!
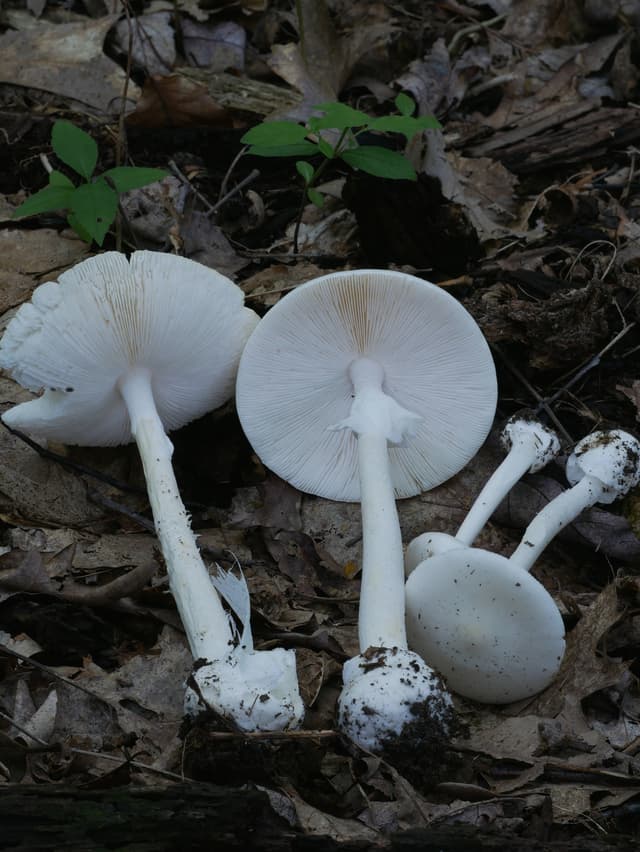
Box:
[405,418,560,576]
[118,366,231,660]
[332,356,422,649]
[510,473,610,572]
[357,431,406,648]
[456,418,560,546]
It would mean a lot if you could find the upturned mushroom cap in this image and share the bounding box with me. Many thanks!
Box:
[236,269,497,501]
[0,251,258,445]
[565,429,640,504]
[336,647,454,752]
[405,548,566,703]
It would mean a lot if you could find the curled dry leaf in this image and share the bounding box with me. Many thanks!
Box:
[126,75,235,129]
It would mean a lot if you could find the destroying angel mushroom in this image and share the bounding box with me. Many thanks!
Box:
[236,268,497,752]
[405,414,561,573]
[0,250,304,732]
[405,428,640,704]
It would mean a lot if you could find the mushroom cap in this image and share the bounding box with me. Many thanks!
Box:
[0,251,258,446]
[565,429,640,504]
[501,414,561,474]
[405,548,566,704]
[404,531,464,577]
[236,269,497,501]
[336,647,453,753]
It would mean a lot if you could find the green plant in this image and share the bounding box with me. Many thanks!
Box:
[240,93,440,250]
[13,121,168,245]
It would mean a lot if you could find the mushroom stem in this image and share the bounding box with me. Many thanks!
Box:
[509,474,605,573]
[332,356,421,650]
[118,366,231,660]
[456,417,560,547]
[357,430,407,649]
[456,440,541,546]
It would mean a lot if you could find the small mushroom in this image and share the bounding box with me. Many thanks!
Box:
[405,414,560,575]
[236,268,497,751]
[511,428,640,570]
[405,428,640,703]
[0,251,304,732]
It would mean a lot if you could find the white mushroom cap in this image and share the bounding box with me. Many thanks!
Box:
[236,269,497,501]
[565,429,640,504]
[501,414,561,474]
[336,647,454,752]
[405,548,566,703]
[0,251,258,445]
[404,531,463,576]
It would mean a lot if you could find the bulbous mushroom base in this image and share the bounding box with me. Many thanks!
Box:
[185,648,305,732]
[337,647,454,754]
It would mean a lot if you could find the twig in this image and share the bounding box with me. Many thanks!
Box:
[115,0,135,252]
[209,169,260,217]
[1,421,146,496]
[490,343,573,445]
[448,12,507,53]
[168,160,216,214]
[0,644,117,706]
[534,322,636,413]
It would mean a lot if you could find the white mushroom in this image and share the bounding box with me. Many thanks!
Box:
[405,547,566,703]
[511,429,640,570]
[405,428,640,704]
[405,415,560,575]
[0,250,304,732]
[236,268,497,751]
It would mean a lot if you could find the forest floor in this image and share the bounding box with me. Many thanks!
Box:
[2,1,640,849]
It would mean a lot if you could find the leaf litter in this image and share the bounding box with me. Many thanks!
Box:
[2,0,640,848]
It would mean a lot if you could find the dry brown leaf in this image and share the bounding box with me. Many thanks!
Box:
[529,583,630,718]
[0,229,89,315]
[0,16,139,114]
[0,396,106,528]
[126,74,235,128]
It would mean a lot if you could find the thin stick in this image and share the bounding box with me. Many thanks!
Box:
[490,343,573,445]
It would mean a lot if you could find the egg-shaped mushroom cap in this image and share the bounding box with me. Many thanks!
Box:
[565,429,640,504]
[236,269,497,501]
[405,548,566,704]
[0,251,258,446]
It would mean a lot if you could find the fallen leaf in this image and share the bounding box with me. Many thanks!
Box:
[126,74,235,128]
[0,229,89,314]
[0,16,140,114]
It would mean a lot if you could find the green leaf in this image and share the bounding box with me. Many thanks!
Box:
[295,160,315,184]
[367,114,441,139]
[307,187,324,207]
[246,141,320,158]
[310,102,370,130]
[102,166,168,193]
[66,212,94,243]
[69,180,118,245]
[49,170,75,189]
[395,92,416,117]
[51,121,98,180]
[340,146,417,180]
[241,121,308,146]
[12,184,75,219]
[316,137,335,159]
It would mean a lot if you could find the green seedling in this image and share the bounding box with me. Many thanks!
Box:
[13,121,168,246]
[241,93,440,250]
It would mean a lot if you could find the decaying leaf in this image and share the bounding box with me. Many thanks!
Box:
[0,16,140,114]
